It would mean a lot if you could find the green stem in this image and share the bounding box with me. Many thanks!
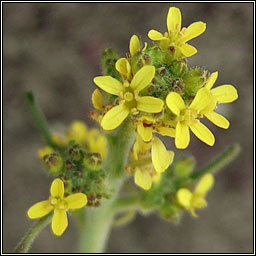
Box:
[14,213,52,253]
[113,196,139,213]
[78,119,136,253]
[190,144,241,180]
[25,91,61,151]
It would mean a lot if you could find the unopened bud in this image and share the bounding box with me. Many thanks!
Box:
[159,203,181,223]
[174,156,195,177]
[83,152,102,170]
[43,153,63,175]
[183,68,210,95]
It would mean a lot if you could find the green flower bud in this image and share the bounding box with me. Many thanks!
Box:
[174,156,195,177]
[183,68,210,96]
[68,147,83,161]
[83,152,102,170]
[43,153,63,175]
[169,59,188,77]
[159,203,181,223]
[131,44,165,75]
[101,48,121,80]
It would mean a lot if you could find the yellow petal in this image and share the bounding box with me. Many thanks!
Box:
[130,65,155,92]
[194,174,214,195]
[168,150,175,165]
[115,58,131,80]
[27,200,53,219]
[178,44,197,57]
[151,137,171,173]
[129,35,140,56]
[50,178,64,199]
[66,121,87,144]
[65,193,87,209]
[148,30,166,41]
[175,122,190,149]
[52,133,67,147]
[134,168,152,190]
[137,96,164,113]
[38,146,54,159]
[166,92,185,116]
[189,122,215,146]
[142,42,148,51]
[92,89,105,112]
[93,76,124,96]
[137,122,153,142]
[157,127,175,138]
[167,7,182,32]
[189,87,212,112]
[177,188,192,209]
[180,22,206,43]
[205,72,218,90]
[205,111,230,129]
[51,209,68,236]
[101,104,129,130]
[211,85,238,103]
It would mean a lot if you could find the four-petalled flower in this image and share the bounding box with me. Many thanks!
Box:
[94,65,164,130]
[27,178,87,236]
[148,7,206,58]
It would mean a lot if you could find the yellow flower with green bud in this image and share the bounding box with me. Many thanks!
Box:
[148,7,206,58]
[177,174,214,217]
[27,178,87,236]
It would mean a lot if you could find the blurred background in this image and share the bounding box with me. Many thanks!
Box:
[3,3,253,253]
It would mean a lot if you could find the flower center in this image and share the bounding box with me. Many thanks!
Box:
[124,92,134,102]
[180,108,199,126]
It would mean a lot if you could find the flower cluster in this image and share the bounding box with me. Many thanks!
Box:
[92,7,238,189]
[28,121,110,236]
[26,7,239,239]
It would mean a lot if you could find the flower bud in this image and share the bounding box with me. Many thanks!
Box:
[83,152,102,170]
[183,68,210,95]
[169,59,188,77]
[68,147,83,161]
[43,153,63,175]
[159,203,181,223]
[174,156,195,177]
[101,48,121,80]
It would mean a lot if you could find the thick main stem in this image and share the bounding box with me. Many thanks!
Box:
[79,119,136,253]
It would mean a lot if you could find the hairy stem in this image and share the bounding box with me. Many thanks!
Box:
[190,144,241,180]
[25,91,61,151]
[78,119,136,253]
[14,213,52,253]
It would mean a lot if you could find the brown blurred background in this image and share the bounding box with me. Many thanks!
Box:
[3,3,253,253]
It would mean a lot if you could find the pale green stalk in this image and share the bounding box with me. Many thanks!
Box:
[78,119,136,253]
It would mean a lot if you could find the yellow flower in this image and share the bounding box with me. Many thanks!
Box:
[93,65,164,130]
[66,121,107,160]
[115,35,147,81]
[66,121,88,145]
[166,87,216,149]
[27,178,87,236]
[148,7,206,57]
[87,128,107,160]
[202,71,238,128]
[177,173,214,217]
